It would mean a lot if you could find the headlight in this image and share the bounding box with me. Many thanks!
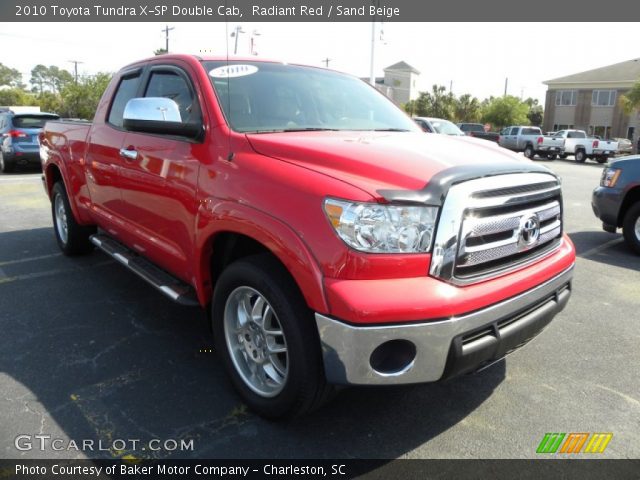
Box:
[601,168,621,187]
[323,198,437,253]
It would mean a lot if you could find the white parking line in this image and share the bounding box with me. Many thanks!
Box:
[0,253,62,267]
[580,238,624,259]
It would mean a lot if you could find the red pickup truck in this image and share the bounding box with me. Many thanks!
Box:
[40,55,575,418]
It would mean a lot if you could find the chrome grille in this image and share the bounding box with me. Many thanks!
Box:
[429,173,563,285]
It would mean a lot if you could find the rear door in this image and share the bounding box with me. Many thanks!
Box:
[117,63,208,281]
[85,68,143,233]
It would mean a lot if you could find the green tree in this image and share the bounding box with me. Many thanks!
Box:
[405,85,455,119]
[481,95,529,129]
[0,88,37,106]
[154,48,168,56]
[527,105,544,126]
[59,72,112,119]
[454,94,481,123]
[621,80,640,114]
[0,63,24,88]
[30,65,74,94]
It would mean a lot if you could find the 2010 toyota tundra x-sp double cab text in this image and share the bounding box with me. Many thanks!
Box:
[40,55,576,418]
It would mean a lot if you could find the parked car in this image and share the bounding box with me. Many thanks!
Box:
[498,126,564,159]
[614,137,633,156]
[414,117,464,136]
[457,122,499,142]
[552,130,618,163]
[40,55,575,418]
[0,111,59,173]
[592,155,640,253]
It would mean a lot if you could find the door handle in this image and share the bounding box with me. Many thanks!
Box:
[119,148,138,161]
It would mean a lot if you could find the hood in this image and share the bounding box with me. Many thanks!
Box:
[246,131,545,199]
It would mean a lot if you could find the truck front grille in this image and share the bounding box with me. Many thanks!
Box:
[429,172,562,285]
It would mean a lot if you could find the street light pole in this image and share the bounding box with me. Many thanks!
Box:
[232,26,245,55]
[369,21,376,86]
[162,25,175,53]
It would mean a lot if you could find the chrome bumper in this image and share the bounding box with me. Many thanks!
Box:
[315,265,573,385]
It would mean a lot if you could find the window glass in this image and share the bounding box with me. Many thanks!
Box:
[12,115,59,128]
[522,127,541,135]
[510,127,519,135]
[592,90,616,107]
[555,90,576,106]
[108,74,140,127]
[145,71,199,124]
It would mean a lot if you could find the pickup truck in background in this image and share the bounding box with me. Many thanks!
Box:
[40,55,576,418]
[498,126,564,159]
[552,129,618,163]
[457,122,500,142]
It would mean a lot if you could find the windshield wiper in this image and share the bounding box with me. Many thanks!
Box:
[370,128,412,132]
[250,127,340,134]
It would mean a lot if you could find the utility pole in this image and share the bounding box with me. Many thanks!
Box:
[68,60,83,84]
[162,25,175,53]
[322,57,331,68]
[231,26,245,55]
[369,21,376,86]
[450,80,453,93]
[504,77,508,96]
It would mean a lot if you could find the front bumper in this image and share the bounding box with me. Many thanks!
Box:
[315,265,573,385]
[592,186,622,227]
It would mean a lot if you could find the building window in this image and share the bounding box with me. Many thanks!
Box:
[591,90,616,107]
[591,125,612,139]
[555,90,577,106]
[553,124,574,130]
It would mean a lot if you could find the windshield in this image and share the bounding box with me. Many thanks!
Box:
[460,123,484,132]
[204,61,419,133]
[429,119,464,135]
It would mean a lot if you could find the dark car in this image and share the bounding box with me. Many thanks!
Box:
[0,111,60,173]
[592,155,640,254]
[457,122,500,143]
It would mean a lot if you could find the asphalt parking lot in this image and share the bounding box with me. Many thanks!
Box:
[1,159,639,460]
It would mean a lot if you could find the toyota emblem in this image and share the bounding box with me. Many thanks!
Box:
[518,214,540,249]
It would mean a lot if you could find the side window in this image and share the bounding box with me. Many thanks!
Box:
[108,74,141,128]
[510,127,519,135]
[144,71,199,124]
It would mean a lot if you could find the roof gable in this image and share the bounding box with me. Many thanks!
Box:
[544,58,640,85]
[384,61,420,74]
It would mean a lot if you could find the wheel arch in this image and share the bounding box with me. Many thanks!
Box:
[194,202,329,314]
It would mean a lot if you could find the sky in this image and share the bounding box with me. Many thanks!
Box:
[1,22,639,103]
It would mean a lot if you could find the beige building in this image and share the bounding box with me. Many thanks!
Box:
[543,58,640,142]
[363,61,420,106]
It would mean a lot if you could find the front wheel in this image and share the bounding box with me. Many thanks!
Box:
[51,182,96,255]
[622,203,640,255]
[212,254,333,418]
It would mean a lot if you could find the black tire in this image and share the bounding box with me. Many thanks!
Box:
[0,153,15,173]
[523,144,535,159]
[546,154,557,160]
[575,149,587,163]
[212,254,333,419]
[51,182,96,255]
[622,202,640,255]
[560,154,569,159]
[595,156,608,164]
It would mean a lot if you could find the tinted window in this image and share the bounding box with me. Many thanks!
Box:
[567,131,586,139]
[145,71,198,124]
[12,115,59,128]
[522,127,541,135]
[108,74,140,128]
[510,127,519,135]
[461,124,484,132]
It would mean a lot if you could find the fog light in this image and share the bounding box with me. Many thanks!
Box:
[369,339,416,376]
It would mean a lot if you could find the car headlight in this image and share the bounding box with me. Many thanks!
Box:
[323,198,437,253]
[601,168,621,187]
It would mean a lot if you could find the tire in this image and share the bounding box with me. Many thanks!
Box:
[560,154,569,159]
[595,156,608,164]
[523,144,535,159]
[546,154,557,160]
[0,152,15,173]
[212,254,333,419]
[622,202,640,255]
[575,149,587,163]
[51,182,96,255]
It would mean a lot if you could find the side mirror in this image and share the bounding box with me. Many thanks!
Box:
[122,97,201,138]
